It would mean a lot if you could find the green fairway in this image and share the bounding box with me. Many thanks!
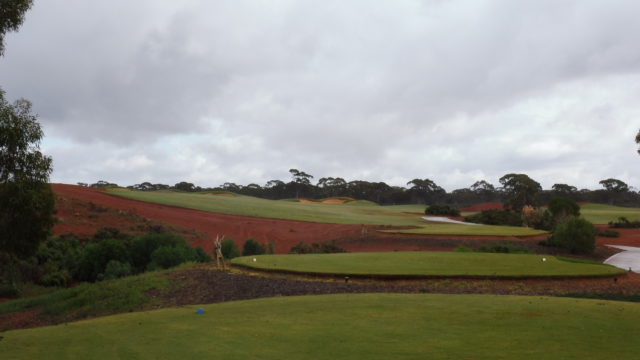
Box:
[231,252,624,278]
[107,189,544,236]
[580,203,640,224]
[383,223,547,236]
[2,293,639,360]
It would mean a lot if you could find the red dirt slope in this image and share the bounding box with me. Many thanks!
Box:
[52,184,363,254]
[460,202,504,212]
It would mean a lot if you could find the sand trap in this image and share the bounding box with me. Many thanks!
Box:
[605,245,640,273]
[422,216,482,226]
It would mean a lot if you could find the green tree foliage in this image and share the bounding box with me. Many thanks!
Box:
[407,178,445,204]
[598,178,629,193]
[551,217,597,254]
[425,204,460,216]
[0,0,33,56]
[242,238,266,256]
[552,183,578,196]
[221,238,240,259]
[548,197,580,224]
[464,209,523,227]
[0,90,55,260]
[499,173,542,212]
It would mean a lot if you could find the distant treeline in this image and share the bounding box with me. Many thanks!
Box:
[81,170,640,207]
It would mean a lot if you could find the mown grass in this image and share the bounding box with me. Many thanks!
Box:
[107,189,545,236]
[383,223,547,236]
[231,252,624,278]
[0,271,169,330]
[3,293,640,359]
[580,203,640,224]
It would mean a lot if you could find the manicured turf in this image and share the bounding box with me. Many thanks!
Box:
[231,252,624,278]
[580,203,640,224]
[107,189,544,236]
[383,223,547,236]
[2,293,640,359]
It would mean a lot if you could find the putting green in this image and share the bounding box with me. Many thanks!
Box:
[231,252,624,278]
[2,294,639,359]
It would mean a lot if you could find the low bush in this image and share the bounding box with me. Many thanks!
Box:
[453,246,473,252]
[425,204,460,217]
[103,260,132,280]
[289,241,347,254]
[477,242,531,254]
[242,238,266,256]
[76,239,130,282]
[598,229,620,238]
[41,270,72,287]
[609,217,640,229]
[465,209,523,227]
[550,217,597,254]
[221,238,241,259]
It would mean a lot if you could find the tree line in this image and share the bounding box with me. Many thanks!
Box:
[87,170,640,207]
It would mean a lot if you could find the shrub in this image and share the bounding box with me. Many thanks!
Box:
[128,233,184,272]
[75,239,130,282]
[465,209,523,226]
[609,217,640,229]
[242,238,266,256]
[289,241,347,254]
[221,238,241,259]
[548,197,580,220]
[103,260,132,280]
[522,207,553,231]
[148,246,192,270]
[477,241,531,254]
[41,270,72,287]
[36,235,82,277]
[551,217,597,254]
[425,204,460,217]
[453,246,473,252]
[598,229,620,238]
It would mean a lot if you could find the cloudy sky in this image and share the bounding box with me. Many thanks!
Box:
[2,0,639,191]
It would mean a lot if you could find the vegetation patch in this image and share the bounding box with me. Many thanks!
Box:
[3,293,640,359]
[231,252,623,278]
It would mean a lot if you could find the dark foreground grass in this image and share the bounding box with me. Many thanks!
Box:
[231,252,625,278]
[0,271,169,329]
[2,293,640,359]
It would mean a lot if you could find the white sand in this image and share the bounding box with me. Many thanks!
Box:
[422,216,482,226]
[604,245,640,273]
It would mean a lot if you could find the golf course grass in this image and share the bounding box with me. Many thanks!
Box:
[580,203,640,224]
[231,252,624,278]
[107,189,544,236]
[2,293,639,359]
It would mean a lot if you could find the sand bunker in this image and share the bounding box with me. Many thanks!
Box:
[422,216,482,226]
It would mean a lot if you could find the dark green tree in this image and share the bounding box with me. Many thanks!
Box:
[289,168,313,198]
[636,129,640,154]
[599,178,628,193]
[406,178,445,204]
[0,91,55,260]
[0,0,33,56]
[499,173,541,212]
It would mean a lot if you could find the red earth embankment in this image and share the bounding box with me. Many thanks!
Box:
[460,202,504,212]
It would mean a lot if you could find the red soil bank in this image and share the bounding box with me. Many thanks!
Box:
[595,225,640,247]
[460,202,504,212]
[52,184,364,254]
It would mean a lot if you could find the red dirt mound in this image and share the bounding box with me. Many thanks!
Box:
[595,225,640,247]
[460,202,504,212]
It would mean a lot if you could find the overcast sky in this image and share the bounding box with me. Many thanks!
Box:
[1,0,639,191]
